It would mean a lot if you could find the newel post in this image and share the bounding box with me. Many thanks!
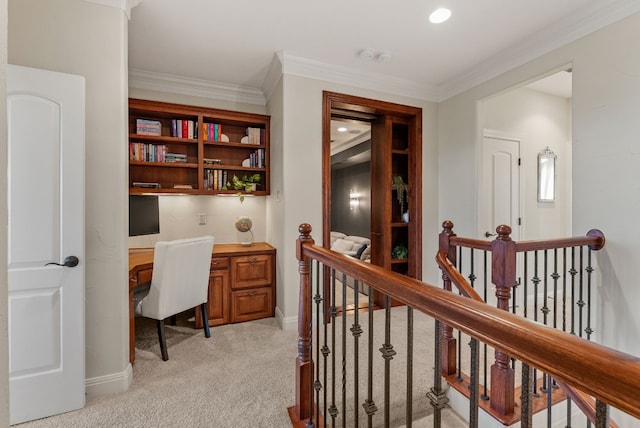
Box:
[295,223,314,422]
[490,225,516,415]
[439,220,458,376]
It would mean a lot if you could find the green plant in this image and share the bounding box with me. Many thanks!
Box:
[391,175,408,214]
[228,173,261,202]
[392,243,408,259]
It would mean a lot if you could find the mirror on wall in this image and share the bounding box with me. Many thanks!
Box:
[538,146,556,202]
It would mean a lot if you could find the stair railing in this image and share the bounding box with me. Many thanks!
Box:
[290,223,638,427]
[437,220,609,425]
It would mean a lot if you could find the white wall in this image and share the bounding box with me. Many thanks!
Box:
[0,0,9,423]
[128,195,267,248]
[439,12,640,427]
[482,86,572,239]
[8,0,130,396]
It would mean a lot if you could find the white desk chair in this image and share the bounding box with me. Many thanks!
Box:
[135,235,214,361]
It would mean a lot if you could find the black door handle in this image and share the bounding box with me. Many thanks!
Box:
[45,255,79,268]
[485,231,497,238]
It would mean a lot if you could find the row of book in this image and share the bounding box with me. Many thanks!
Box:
[248,149,266,168]
[170,119,198,139]
[136,119,161,136]
[129,142,187,163]
[245,127,266,145]
[204,169,229,191]
[202,123,224,142]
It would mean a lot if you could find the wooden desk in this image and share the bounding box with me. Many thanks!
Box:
[128,242,276,364]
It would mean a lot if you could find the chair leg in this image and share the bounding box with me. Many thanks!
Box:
[156,319,169,361]
[200,303,211,338]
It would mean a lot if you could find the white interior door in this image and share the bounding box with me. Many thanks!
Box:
[480,135,521,241]
[7,65,85,425]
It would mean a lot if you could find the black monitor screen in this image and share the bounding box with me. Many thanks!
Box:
[129,195,160,237]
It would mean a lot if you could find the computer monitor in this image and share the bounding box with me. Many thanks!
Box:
[129,195,160,237]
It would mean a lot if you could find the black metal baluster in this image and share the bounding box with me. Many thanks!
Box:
[481,251,489,401]
[562,248,567,332]
[363,292,377,427]
[313,262,322,428]
[469,337,479,428]
[595,399,610,428]
[320,265,331,427]
[520,363,533,428]
[586,249,594,340]
[532,251,540,397]
[428,320,448,428]
[457,247,463,382]
[341,272,347,428]
[570,247,577,336]
[546,374,552,428]
[523,252,529,319]
[380,296,396,427]
[578,247,585,338]
[541,250,550,395]
[328,269,338,426]
[351,279,362,427]
[406,307,414,427]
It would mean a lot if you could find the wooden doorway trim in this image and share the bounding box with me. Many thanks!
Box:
[322,90,423,279]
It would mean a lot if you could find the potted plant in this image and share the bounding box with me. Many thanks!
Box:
[228,173,261,202]
[391,175,408,220]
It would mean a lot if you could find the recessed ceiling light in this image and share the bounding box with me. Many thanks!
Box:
[337,127,347,133]
[429,8,451,24]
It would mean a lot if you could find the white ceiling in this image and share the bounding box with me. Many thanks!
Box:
[128,0,639,103]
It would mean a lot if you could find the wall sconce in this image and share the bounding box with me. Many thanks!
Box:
[349,189,360,210]
[538,146,556,202]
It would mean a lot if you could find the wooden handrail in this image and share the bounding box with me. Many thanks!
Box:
[435,250,483,301]
[297,236,640,420]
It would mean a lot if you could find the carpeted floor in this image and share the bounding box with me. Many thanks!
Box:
[15,307,467,428]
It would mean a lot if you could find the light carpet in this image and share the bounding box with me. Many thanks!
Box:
[15,307,466,428]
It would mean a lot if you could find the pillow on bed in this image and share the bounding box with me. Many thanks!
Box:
[360,245,371,261]
[331,238,355,253]
[355,243,368,259]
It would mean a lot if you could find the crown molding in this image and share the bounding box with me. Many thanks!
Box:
[129,69,266,106]
[83,0,141,19]
[279,52,440,102]
[437,0,640,101]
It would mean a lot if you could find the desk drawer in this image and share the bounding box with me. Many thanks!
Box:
[231,287,273,323]
[210,256,229,271]
[230,254,272,289]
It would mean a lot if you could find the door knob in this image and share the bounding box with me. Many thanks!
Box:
[485,231,496,238]
[45,255,79,268]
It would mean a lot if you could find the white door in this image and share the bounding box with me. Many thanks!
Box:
[7,65,85,425]
[479,135,520,241]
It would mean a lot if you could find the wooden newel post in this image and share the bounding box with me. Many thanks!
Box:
[295,223,314,422]
[439,220,457,376]
[490,224,516,416]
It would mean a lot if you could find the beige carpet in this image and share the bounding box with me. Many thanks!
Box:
[15,307,466,428]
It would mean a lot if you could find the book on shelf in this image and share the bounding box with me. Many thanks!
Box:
[170,119,197,139]
[172,184,193,189]
[245,127,264,145]
[136,119,161,136]
[129,142,167,162]
[165,153,187,163]
[132,182,161,189]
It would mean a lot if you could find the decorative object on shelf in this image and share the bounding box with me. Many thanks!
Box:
[392,243,408,259]
[235,216,254,246]
[402,212,409,223]
[538,146,556,202]
[391,175,408,219]
[230,173,261,202]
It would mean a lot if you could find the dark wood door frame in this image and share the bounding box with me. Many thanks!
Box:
[322,90,423,279]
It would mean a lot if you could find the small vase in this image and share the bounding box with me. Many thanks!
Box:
[402,212,409,223]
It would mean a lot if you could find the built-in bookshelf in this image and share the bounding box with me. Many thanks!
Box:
[128,98,270,195]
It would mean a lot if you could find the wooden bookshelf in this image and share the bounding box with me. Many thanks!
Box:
[128,98,270,195]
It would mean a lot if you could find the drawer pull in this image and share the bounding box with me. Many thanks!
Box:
[211,261,219,266]
[248,256,257,263]
[249,291,257,296]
